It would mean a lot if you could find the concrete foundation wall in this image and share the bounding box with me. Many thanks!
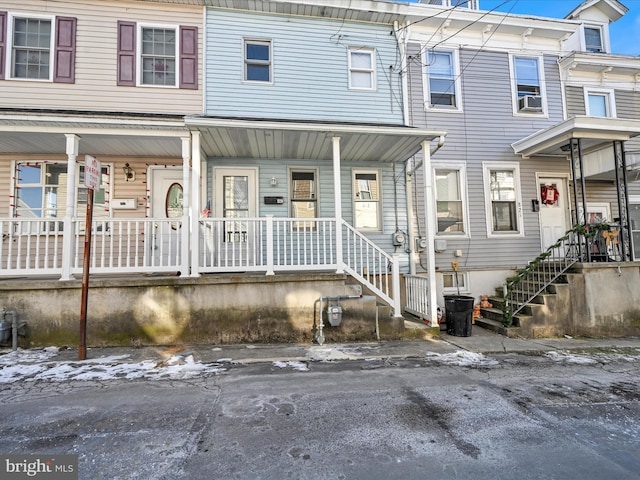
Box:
[0,274,403,347]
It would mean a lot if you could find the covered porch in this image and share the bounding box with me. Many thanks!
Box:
[0,112,447,333]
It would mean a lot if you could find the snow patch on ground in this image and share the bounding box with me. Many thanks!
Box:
[0,348,226,383]
[273,361,309,372]
[544,351,597,364]
[425,350,499,367]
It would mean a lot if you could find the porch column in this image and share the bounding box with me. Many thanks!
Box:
[421,140,438,327]
[333,136,344,273]
[181,136,191,277]
[613,140,633,260]
[60,134,79,281]
[190,131,201,278]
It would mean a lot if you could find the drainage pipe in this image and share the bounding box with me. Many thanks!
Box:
[4,310,19,351]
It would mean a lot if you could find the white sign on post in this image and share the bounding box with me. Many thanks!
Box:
[84,155,101,190]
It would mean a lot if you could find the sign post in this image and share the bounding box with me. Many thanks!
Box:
[79,155,101,360]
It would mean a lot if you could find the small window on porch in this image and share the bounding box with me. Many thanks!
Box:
[353,170,380,230]
[290,170,317,230]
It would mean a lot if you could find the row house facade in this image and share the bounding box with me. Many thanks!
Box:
[0,0,639,346]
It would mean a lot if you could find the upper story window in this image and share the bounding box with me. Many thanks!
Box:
[0,13,76,83]
[353,170,380,230]
[585,88,616,118]
[584,26,604,53]
[483,162,524,237]
[244,39,271,83]
[117,21,198,89]
[14,161,110,222]
[348,47,375,91]
[425,50,461,110]
[434,165,467,235]
[511,55,546,115]
[141,27,176,86]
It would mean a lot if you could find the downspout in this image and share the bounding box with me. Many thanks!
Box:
[406,135,446,275]
[393,20,410,127]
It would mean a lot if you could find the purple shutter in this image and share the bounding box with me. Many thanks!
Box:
[0,12,6,80]
[117,21,136,86]
[53,16,76,83]
[179,26,198,89]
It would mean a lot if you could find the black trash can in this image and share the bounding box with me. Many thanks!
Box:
[444,295,474,337]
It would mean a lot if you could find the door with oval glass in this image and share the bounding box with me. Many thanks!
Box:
[151,167,183,267]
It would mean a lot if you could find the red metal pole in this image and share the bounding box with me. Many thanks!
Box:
[79,188,94,360]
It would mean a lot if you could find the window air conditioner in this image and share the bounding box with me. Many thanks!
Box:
[518,95,542,112]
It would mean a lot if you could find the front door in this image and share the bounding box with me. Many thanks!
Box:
[538,176,569,251]
[151,167,183,267]
[213,167,258,266]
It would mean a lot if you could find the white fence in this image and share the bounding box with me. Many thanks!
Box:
[404,274,430,320]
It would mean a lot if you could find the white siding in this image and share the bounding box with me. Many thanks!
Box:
[1,0,203,114]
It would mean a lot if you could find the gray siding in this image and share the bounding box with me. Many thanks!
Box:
[205,9,404,124]
[616,90,640,120]
[407,44,570,272]
[566,86,586,117]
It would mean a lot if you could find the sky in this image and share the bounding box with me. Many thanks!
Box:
[405,0,640,56]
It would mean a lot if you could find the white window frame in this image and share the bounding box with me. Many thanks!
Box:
[352,169,381,231]
[137,23,180,88]
[423,49,462,112]
[629,195,640,261]
[6,13,55,82]
[584,88,616,118]
[348,47,376,91]
[243,38,272,84]
[12,160,112,225]
[432,162,469,237]
[482,162,524,238]
[583,24,607,53]
[441,271,469,294]
[509,54,548,117]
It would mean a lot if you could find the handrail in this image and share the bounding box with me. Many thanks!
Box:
[503,222,615,326]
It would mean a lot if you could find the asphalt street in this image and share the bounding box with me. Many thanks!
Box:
[0,331,639,479]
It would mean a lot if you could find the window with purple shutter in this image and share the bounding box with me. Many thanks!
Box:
[0,12,6,80]
[54,16,76,83]
[117,21,136,86]
[179,26,198,89]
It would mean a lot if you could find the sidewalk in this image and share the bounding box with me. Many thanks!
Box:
[4,325,639,366]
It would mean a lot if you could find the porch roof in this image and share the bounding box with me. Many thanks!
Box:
[511,115,640,158]
[186,116,447,162]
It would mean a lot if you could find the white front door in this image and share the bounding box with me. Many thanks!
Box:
[213,167,258,265]
[538,176,569,251]
[151,167,183,267]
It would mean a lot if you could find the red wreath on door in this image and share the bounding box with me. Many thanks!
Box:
[541,184,559,206]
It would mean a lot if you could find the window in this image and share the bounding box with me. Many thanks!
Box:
[290,170,317,229]
[141,27,176,86]
[353,170,380,230]
[511,55,545,114]
[244,39,271,82]
[630,197,640,261]
[1,13,76,82]
[483,163,523,236]
[585,88,616,118]
[14,162,110,223]
[348,47,375,90]
[442,271,468,293]
[434,166,467,235]
[425,50,460,110]
[117,21,197,89]
[584,26,604,53]
[424,0,478,8]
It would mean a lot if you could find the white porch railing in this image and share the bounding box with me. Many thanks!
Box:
[404,274,430,320]
[0,216,402,316]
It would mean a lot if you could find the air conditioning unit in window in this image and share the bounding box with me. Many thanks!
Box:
[518,95,543,112]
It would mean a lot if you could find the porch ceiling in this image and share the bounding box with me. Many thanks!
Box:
[187,116,447,162]
[0,112,188,157]
[511,116,640,158]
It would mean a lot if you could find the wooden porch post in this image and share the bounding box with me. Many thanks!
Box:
[190,131,201,278]
[181,136,191,277]
[61,134,79,281]
[333,136,344,273]
[422,140,438,327]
